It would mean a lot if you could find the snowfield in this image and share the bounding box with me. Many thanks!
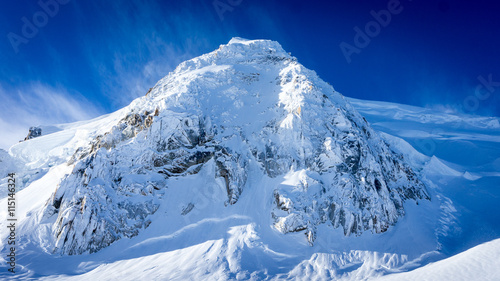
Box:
[379,238,500,281]
[0,38,499,280]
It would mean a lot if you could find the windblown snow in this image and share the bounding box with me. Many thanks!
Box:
[0,38,499,280]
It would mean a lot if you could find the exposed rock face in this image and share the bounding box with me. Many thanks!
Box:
[40,38,429,255]
[24,126,42,141]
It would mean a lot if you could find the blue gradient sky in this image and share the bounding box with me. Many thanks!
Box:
[1,0,499,149]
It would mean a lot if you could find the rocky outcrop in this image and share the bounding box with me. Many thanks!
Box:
[24,126,42,141]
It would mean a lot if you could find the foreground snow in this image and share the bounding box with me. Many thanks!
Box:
[1,96,498,280]
[53,237,500,281]
[379,238,500,281]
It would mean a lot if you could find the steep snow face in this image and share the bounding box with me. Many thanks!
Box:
[0,149,13,178]
[34,38,428,255]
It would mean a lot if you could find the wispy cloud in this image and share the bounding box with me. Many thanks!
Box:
[0,83,103,150]
[99,40,199,107]
[73,1,219,109]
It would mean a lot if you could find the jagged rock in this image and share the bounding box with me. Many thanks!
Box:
[24,126,42,141]
[181,203,195,215]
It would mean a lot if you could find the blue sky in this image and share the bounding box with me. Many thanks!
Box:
[1,0,499,149]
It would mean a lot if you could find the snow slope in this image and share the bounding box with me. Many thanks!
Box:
[350,97,500,257]
[0,38,499,280]
[379,238,500,281]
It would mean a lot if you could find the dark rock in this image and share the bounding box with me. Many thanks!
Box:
[24,126,42,141]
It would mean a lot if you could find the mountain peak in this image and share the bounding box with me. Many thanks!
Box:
[181,37,291,70]
[221,37,288,57]
[227,37,257,44]
[13,39,429,255]
[226,37,285,50]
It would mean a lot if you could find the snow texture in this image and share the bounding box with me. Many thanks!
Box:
[0,38,499,280]
[26,38,428,254]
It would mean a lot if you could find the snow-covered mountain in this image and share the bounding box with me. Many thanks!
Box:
[1,38,499,280]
